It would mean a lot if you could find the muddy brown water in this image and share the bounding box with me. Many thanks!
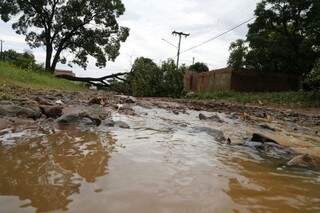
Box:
[0,106,320,213]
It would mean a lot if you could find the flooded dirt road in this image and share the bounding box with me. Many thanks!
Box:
[1,102,320,213]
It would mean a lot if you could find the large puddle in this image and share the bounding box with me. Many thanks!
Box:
[0,106,320,212]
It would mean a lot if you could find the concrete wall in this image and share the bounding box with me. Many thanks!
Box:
[184,68,300,92]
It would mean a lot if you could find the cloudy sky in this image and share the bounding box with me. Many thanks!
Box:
[0,0,260,77]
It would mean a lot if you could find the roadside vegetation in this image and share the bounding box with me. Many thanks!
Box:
[0,0,319,107]
[110,58,186,97]
[228,0,320,91]
[0,61,85,91]
[191,91,320,108]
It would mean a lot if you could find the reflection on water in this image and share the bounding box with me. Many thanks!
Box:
[0,106,320,212]
[0,129,116,212]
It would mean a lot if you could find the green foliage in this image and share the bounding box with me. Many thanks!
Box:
[192,91,320,108]
[0,0,129,71]
[304,59,320,91]
[0,49,43,71]
[161,60,185,97]
[227,39,248,70]
[189,62,209,73]
[0,61,85,91]
[228,0,320,75]
[128,57,185,97]
[129,57,162,97]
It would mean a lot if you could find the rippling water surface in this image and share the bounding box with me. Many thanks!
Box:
[0,106,319,212]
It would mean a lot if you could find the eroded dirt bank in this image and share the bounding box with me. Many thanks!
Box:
[1,86,320,212]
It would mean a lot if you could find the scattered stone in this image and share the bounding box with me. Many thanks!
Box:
[55,100,64,105]
[40,106,63,119]
[116,95,136,104]
[57,112,101,126]
[199,113,207,120]
[0,103,42,119]
[115,121,130,129]
[34,97,52,105]
[243,133,296,159]
[102,119,115,127]
[194,127,226,142]
[287,154,318,169]
[89,97,104,105]
[102,119,130,129]
[227,138,232,145]
[258,123,276,131]
[172,110,179,115]
[199,113,224,123]
[251,133,277,143]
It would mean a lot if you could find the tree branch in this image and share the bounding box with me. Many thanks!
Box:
[56,72,129,87]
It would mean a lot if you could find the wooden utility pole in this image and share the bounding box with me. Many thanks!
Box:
[0,40,3,60]
[172,31,189,68]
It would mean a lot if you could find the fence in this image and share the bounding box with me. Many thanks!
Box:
[184,68,301,92]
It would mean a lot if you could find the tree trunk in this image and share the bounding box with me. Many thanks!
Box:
[45,44,53,71]
[50,47,63,72]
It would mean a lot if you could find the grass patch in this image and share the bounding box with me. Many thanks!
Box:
[191,91,320,108]
[0,61,86,91]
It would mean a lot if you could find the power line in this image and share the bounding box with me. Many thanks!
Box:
[161,38,177,48]
[181,17,255,54]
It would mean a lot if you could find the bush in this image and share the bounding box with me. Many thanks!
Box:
[127,57,185,97]
[188,62,209,73]
[0,49,43,71]
[304,59,320,91]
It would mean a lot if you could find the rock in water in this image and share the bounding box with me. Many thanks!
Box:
[199,113,207,120]
[193,127,226,142]
[251,133,277,143]
[244,133,296,159]
[287,154,318,169]
[199,113,224,123]
[115,121,130,129]
[57,112,101,126]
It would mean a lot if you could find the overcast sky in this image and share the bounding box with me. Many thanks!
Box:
[0,0,260,77]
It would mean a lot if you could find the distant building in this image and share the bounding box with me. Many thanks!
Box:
[54,69,75,77]
[184,68,300,92]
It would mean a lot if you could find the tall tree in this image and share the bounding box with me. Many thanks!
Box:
[189,62,209,73]
[228,0,319,75]
[0,0,129,72]
[227,39,248,70]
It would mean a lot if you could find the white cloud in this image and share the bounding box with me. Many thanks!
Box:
[0,0,260,77]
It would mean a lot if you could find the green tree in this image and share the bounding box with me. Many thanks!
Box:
[128,58,185,97]
[227,39,248,70]
[161,59,185,97]
[189,62,209,73]
[228,0,320,75]
[0,0,129,72]
[129,57,163,97]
